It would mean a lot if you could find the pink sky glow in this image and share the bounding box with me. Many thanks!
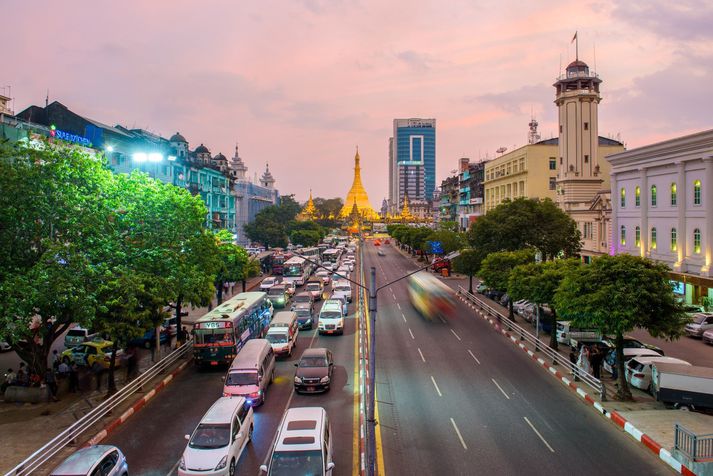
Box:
[4,0,712,203]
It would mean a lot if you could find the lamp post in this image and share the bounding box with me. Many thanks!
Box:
[292,247,460,476]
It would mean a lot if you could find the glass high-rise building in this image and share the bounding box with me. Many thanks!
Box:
[389,118,436,211]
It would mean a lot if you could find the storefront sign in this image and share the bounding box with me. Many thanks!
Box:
[670,280,685,295]
[50,125,91,147]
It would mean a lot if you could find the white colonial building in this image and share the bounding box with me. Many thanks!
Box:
[608,129,713,305]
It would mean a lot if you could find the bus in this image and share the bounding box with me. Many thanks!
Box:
[322,248,341,268]
[192,292,274,366]
[407,272,456,321]
[271,251,293,275]
[283,257,311,286]
[300,247,321,264]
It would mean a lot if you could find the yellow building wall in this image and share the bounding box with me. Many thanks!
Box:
[484,144,559,213]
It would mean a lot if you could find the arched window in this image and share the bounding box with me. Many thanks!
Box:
[694,180,702,205]
[635,186,641,207]
[671,228,678,251]
[651,227,657,250]
[694,228,702,254]
[620,187,626,208]
[671,183,677,206]
[635,226,641,247]
[651,185,657,207]
[620,225,626,246]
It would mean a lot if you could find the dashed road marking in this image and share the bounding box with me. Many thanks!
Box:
[408,328,415,340]
[491,378,510,399]
[417,347,426,363]
[431,376,443,397]
[401,313,407,323]
[450,418,468,450]
[524,416,555,453]
[467,349,481,365]
[396,302,401,310]
[450,329,462,341]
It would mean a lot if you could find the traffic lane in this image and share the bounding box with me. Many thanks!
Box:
[367,248,668,475]
[629,328,713,367]
[104,365,226,475]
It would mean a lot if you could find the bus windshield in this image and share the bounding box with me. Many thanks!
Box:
[284,266,304,277]
[194,328,234,345]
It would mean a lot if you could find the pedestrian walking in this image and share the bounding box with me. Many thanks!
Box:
[92,362,104,391]
[569,349,579,381]
[591,347,604,380]
[51,350,61,371]
[44,367,59,402]
[68,363,79,393]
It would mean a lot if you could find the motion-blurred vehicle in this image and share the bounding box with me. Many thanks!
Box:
[260,277,278,292]
[294,348,334,393]
[407,272,456,321]
[61,340,122,369]
[50,445,128,476]
[685,313,713,338]
[377,249,385,256]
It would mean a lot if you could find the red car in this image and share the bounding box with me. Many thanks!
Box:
[384,239,390,244]
[374,240,381,246]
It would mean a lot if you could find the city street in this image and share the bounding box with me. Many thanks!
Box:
[104,284,358,475]
[365,243,670,475]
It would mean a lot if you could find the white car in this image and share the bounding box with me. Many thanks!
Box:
[260,277,278,292]
[332,283,352,303]
[685,313,713,338]
[179,397,254,476]
[603,348,662,375]
[343,260,355,272]
[315,270,331,286]
[626,356,691,392]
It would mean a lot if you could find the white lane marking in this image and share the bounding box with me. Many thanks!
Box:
[401,313,407,323]
[491,378,510,399]
[438,316,447,324]
[396,302,401,310]
[166,459,180,476]
[524,416,555,453]
[408,328,415,340]
[417,347,426,363]
[431,376,443,397]
[450,329,462,341]
[467,349,481,365]
[450,418,468,450]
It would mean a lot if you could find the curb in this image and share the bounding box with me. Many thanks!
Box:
[84,360,190,447]
[457,293,697,476]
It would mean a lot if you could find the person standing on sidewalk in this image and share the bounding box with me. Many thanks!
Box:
[68,362,79,393]
[44,367,59,402]
[591,347,604,380]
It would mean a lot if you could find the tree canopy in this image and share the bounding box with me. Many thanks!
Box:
[479,249,535,319]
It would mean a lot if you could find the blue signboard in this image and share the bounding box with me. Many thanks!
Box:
[670,280,685,295]
[427,240,444,255]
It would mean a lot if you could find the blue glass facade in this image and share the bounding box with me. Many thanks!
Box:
[396,124,436,200]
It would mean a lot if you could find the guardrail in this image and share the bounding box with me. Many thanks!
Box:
[457,286,606,401]
[5,341,193,476]
[676,423,713,462]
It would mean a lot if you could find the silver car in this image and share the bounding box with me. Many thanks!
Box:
[51,445,128,476]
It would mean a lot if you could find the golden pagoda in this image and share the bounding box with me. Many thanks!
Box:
[297,189,318,221]
[399,195,414,222]
[338,147,379,220]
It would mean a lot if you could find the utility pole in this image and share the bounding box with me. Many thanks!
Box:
[367,266,377,476]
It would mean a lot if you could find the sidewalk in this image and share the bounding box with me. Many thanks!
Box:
[0,275,263,474]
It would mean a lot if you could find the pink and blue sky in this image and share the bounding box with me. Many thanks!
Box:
[4,0,711,203]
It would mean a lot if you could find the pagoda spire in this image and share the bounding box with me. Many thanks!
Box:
[339,146,378,220]
[297,188,318,221]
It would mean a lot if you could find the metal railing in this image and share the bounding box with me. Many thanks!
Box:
[457,286,606,401]
[5,341,193,476]
[676,423,713,462]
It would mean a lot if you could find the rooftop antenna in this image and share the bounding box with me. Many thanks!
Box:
[593,40,597,73]
[45,89,49,107]
[572,31,579,61]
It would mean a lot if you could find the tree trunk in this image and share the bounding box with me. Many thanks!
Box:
[175,294,184,345]
[216,282,224,305]
[616,332,633,401]
[242,279,246,292]
[106,339,119,397]
[549,308,558,350]
[508,300,515,321]
[468,275,473,294]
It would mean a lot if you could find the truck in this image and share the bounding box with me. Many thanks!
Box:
[651,362,713,410]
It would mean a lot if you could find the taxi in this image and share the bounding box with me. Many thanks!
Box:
[61,339,122,369]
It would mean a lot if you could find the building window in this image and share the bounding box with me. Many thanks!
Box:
[549,158,556,170]
[694,228,702,254]
[694,180,702,205]
[671,228,677,251]
[584,122,589,130]
[651,185,657,207]
[549,177,556,190]
[651,227,657,250]
[671,183,677,206]
[635,186,640,207]
[620,226,626,246]
[584,154,589,163]
[560,157,563,165]
[583,222,593,239]
[635,226,641,247]
[620,188,626,208]
[559,125,563,133]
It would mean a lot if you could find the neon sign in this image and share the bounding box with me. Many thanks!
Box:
[50,125,91,147]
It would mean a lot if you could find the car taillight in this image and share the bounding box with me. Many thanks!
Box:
[633,373,645,378]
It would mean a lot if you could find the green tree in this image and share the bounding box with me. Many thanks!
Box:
[468,198,581,260]
[423,230,465,256]
[453,248,483,293]
[213,230,250,305]
[508,259,581,349]
[479,249,535,320]
[438,221,459,232]
[554,254,689,400]
[291,229,322,247]
[313,197,344,220]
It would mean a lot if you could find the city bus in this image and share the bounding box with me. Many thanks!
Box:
[407,272,456,321]
[283,257,311,286]
[322,248,341,268]
[192,292,274,366]
[300,247,321,265]
[271,251,293,275]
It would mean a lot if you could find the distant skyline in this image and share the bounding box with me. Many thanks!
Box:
[4,0,711,202]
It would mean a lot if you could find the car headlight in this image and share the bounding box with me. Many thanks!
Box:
[320,376,331,384]
[215,455,228,470]
[179,457,186,470]
[294,376,302,383]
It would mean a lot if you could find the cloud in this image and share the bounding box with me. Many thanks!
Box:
[394,50,441,72]
[611,0,713,41]
[463,84,555,119]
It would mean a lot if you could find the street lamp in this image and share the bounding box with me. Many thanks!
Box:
[292,248,459,476]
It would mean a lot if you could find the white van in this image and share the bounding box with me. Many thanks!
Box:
[260,407,334,476]
[318,301,344,336]
[179,396,253,476]
[332,282,352,303]
[266,311,299,356]
[223,339,275,406]
[555,321,602,345]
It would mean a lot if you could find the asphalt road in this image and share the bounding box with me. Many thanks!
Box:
[365,243,671,476]
[105,277,358,476]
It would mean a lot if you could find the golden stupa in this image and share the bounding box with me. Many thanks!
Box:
[297,189,319,221]
[338,147,379,220]
[399,195,414,221]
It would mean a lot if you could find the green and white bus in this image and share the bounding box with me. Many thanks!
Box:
[192,292,274,367]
